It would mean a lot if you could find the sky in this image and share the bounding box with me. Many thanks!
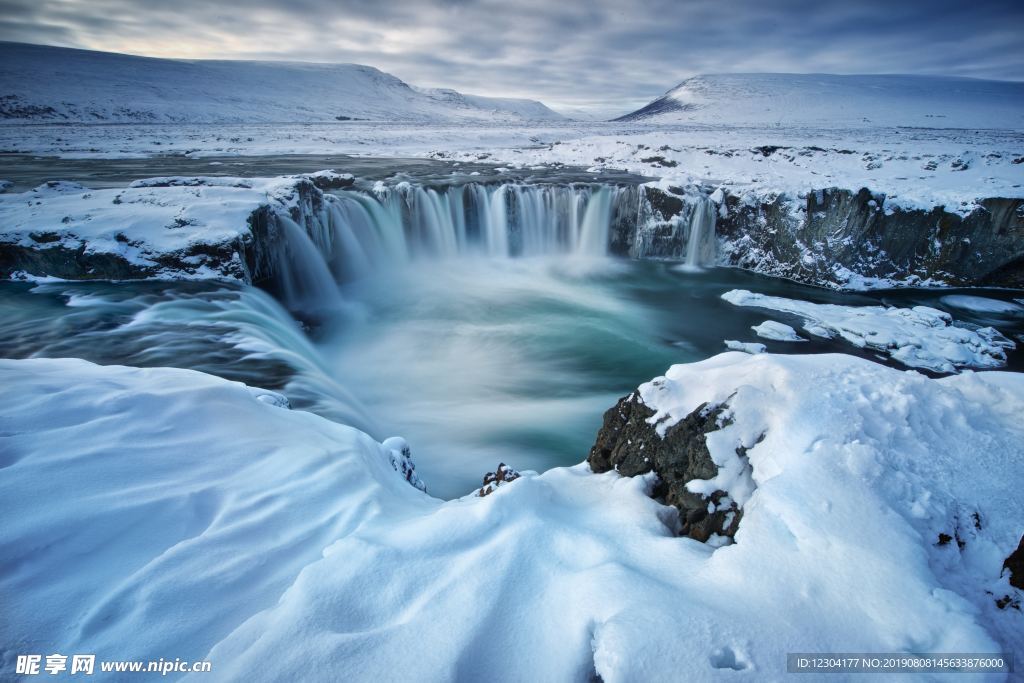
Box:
[1,0,1022,117]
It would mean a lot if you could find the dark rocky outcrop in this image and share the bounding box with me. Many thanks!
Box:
[716,188,1024,288]
[307,171,356,191]
[588,391,744,542]
[612,95,696,122]
[0,178,328,287]
[1004,535,1024,590]
[619,185,1024,289]
[0,235,246,281]
[476,463,521,497]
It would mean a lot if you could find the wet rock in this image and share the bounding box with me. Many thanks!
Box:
[588,392,743,542]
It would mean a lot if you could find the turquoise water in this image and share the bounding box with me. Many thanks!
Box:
[4,260,1022,498]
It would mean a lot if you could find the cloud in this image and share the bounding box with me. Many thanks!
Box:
[1,0,1021,115]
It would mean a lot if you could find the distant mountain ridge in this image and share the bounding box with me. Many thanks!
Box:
[0,42,564,124]
[616,73,1024,128]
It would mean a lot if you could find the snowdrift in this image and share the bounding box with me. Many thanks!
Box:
[2,353,1022,680]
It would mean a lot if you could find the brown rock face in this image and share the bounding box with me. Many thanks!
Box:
[588,392,744,542]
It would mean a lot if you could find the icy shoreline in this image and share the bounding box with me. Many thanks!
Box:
[2,353,1021,680]
[722,289,1016,373]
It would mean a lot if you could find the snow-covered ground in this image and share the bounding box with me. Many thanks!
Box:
[723,289,1016,373]
[0,42,563,124]
[2,353,1021,681]
[0,175,314,280]
[1,45,1020,216]
[2,120,1020,215]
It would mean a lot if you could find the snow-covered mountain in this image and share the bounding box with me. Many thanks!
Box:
[616,73,1024,128]
[0,42,564,124]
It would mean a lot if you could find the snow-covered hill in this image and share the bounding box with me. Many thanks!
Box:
[616,73,1024,128]
[0,42,564,124]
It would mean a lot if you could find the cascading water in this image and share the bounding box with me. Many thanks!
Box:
[0,279,376,431]
[576,186,614,257]
[301,182,636,286]
[625,192,720,264]
[273,214,342,312]
[684,198,717,268]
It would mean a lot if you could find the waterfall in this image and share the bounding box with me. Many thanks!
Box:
[577,186,613,257]
[684,198,717,268]
[273,214,341,312]
[261,182,640,313]
[485,185,511,256]
[318,182,633,268]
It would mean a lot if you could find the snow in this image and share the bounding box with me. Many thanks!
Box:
[4,119,1018,217]
[2,39,1022,683]
[751,320,806,342]
[0,42,564,124]
[0,358,433,677]
[724,339,766,354]
[0,175,305,278]
[2,354,1022,680]
[0,47,1021,216]
[619,73,1024,129]
[723,289,1016,373]
[940,295,1024,316]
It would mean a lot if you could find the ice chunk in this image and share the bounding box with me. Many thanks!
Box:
[751,320,806,342]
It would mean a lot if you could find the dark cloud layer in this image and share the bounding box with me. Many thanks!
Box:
[1,0,1021,116]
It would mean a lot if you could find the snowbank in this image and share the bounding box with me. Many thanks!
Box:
[0,358,432,675]
[0,176,318,281]
[723,289,1015,373]
[3,354,1022,680]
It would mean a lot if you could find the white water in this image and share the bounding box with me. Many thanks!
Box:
[274,215,342,312]
[190,183,717,494]
[684,198,717,268]
[296,183,636,288]
[577,186,614,257]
